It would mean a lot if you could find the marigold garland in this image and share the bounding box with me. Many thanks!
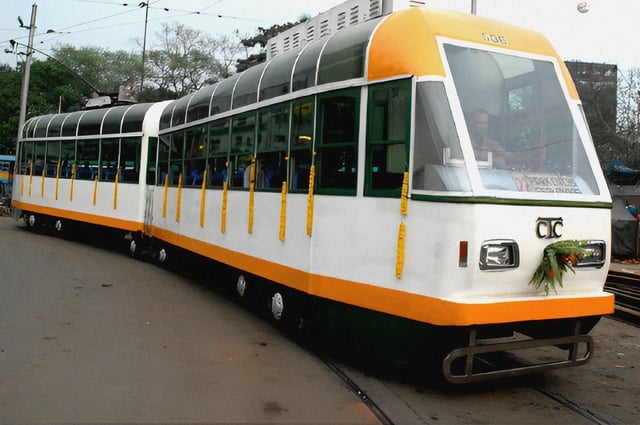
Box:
[529,240,588,295]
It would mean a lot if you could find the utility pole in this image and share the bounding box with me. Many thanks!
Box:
[140,1,149,95]
[17,3,37,141]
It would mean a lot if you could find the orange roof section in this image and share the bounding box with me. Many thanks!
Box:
[367,7,579,100]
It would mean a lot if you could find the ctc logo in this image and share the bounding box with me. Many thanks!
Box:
[536,217,563,239]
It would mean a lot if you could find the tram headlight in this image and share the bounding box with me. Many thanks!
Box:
[575,240,606,268]
[479,240,519,271]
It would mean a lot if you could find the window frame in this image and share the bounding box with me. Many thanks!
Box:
[364,79,412,197]
[315,88,361,196]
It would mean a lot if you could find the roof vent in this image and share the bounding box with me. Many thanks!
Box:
[266,0,425,60]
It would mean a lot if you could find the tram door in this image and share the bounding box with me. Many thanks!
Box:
[143,136,160,235]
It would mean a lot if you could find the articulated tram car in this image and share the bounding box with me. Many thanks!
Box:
[12,6,614,383]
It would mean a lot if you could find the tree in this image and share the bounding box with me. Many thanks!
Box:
[0,64,22,153]
[52,45,141,96]
[614,68,640,168]
[143,22,244,98]
[237,17,309,72]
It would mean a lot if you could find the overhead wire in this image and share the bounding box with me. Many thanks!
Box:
[3,0,273,57]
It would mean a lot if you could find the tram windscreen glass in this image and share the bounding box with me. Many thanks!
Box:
[444,44,600,195]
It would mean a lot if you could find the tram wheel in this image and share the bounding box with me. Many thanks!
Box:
[157,247,167,265]
[54,219,63,234]
[236,274,248,299]
[268,288,304,333]
[128,238,138,257]
[271,291,285,321]
[26,213,37,229]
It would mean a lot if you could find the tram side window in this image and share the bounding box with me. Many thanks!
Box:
[256,104,289,190]
[316,89,359,195]
[229,113,256,189]
[20,141,34,174]
[365,80,411,197]
[147,137,158,185]
[121,137,141,183]
[100,138,119,181]
[289,98,314,192]
[184,126,207,186]
[76,139,99,180]
[157,136,171,186]
[169,132,185,186]
[45,141,61,177]
[412,82,469,192]
[208,120,230,188]
[34,141,46,175]
[60,140,75,179]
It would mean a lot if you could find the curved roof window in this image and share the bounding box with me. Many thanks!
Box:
[187,83,218,123]
[259,48,299,101]
[46,114,67,138]
[292,38,326,92]
[22,118,37,139]
[317,18,380,85]
[170,94,194,128]
[61,112,83,137]
[210,73,241,115]
[159,101,176,131]
[121,103,154,133]
[33,115,55,138]
[78,108,109,136]
[232,62,267,109]
[101,106,128,134]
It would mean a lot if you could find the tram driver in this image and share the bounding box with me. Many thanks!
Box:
[468,109,510,169]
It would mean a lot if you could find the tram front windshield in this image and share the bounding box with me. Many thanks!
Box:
[412,43,600,196]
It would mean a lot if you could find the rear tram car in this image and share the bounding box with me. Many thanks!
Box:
[12,1,613,383]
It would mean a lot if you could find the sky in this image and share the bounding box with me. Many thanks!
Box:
[1,0,639,71]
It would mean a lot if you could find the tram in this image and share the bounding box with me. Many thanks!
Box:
[11,2,613,383]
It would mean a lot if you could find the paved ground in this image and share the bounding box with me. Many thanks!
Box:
[0,217,378,424]
[2,215,640,424]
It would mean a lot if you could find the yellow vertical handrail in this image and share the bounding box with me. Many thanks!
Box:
[55,162,61,201]
[221,179,228,233]
[247,157,256,234]
[306,163,315,236]
[395,222,407,278]
[28,160,33,197]
[199,170,208,228]
[175,173,183,222]
[40,166,45,197]
[400,171,409,216]
[113,167,119,209]
[162,172,169,218]
[69,164,76,202]
[279,180,287,241]
[395,171,410,278]
[92,174,98,205]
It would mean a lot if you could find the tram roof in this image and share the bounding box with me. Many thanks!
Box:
[160,6,573,131]
[21,103,155,140]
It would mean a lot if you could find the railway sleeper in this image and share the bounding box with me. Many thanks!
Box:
[443,321,593,384]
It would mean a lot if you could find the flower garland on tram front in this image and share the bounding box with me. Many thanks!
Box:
[530,240,588,295]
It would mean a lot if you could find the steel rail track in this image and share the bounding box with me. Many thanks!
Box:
[605,270,640,325]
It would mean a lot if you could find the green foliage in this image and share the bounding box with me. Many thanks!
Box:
[236,16,310,72]
[0,66,22,153]
[529,240,589,295]
[51,45,141,94]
